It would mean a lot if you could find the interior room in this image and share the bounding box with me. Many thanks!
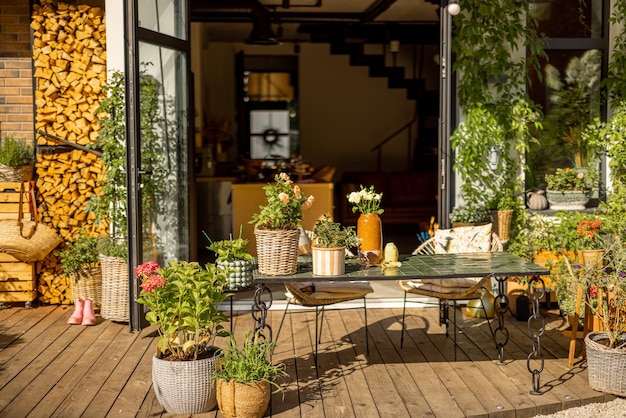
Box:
[190,0,443,266]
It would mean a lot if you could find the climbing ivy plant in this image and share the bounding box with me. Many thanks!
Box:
[450,0,545,207]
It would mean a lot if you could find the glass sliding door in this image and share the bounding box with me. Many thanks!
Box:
[127,0,190,330]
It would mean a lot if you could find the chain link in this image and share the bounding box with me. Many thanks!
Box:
[252,284,273,342]
[527,276,545,395]
[493,275,509,363]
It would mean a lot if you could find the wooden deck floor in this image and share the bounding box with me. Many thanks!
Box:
[0,302,616,418]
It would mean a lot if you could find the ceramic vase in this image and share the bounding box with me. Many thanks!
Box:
[357,213,382,265]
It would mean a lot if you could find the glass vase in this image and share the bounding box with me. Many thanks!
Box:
[357,213,383,265]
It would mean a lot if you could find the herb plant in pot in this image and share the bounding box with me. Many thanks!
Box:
[0,136,34,182]
[57,234,101,325]
[311,214,360,276]
[250,172,314,275]
[136,260,231,414]
[206,228,254,290]
[214,330,287,418]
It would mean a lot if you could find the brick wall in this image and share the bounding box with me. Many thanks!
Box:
[0,0,34,141]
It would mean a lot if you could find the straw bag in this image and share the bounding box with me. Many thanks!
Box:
[0,182,62,262]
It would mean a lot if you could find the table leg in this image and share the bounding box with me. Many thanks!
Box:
[493,275,510,365]
[527,276,546,395]
[252,283,273,342]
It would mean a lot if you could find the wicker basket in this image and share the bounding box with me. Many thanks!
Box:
[490,209,513,242]
[70,266,102,309]
[0,164,33,182]
[254,228,299,275]
[585,331,626,396]
[152,352,222,414]
[216,379,270,418]
[99,254,129,322]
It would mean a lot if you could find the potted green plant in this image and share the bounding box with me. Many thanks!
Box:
[448,202,491,227]
[311,214,360,276]
[250,172,314,276]
[487,189,521,242]
[214,330,287,418]
[545,167,599,210]
[0,136,34,182]
[135,260,231,414]
[206,227,254,290]
[56,233,101,325]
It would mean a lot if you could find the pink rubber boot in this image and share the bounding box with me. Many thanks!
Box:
[81,299,96,326]
[68,299,84,325]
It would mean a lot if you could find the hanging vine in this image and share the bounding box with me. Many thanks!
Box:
[450,0,545,206]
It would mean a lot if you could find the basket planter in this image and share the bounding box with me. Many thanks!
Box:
[218,259,254,290]
[0,164,33,183]
[490,209,513,242]
[216,379,271,418]
[99,254,129,322]
[545,190,590,210]
[70,266,102,309]
[585,331,626,396]
[254,228,299,275]
[312,246,345,276]
[152,352,222,414]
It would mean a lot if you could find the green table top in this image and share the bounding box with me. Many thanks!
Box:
[253,252,551,284]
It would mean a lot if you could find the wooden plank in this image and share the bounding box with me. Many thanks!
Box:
[0,311,85,413]
[341,307,415,417]
[0,262,34,273]
[0,280,36,291]
[7,320,118,418]
[0,290,37,303]
[80,325,158,416]
[51,323,146,417]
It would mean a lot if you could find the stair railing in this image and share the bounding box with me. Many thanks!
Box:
[370,116,418,171]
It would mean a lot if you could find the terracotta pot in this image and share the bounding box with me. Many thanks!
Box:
[357,213,383,265]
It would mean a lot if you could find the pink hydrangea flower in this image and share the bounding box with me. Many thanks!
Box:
[140,274,166,292]
[135,261,161,279]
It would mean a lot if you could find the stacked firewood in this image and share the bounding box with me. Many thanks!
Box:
[31,0,107,304]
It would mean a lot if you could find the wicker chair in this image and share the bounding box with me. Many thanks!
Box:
[398,230,503,360]
[275,280,373,365]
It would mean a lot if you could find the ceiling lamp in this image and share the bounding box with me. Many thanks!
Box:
[246,1,280,45]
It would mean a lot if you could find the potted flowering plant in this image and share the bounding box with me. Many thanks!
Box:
[311,214,360,276]
[135,260,231,414]
[250,172,314,275]
[545,167,599,210]
[346,185,384,264]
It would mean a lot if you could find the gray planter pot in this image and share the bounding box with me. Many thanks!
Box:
[152,351,223,414]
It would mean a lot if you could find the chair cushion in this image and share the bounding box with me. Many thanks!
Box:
[433,224,492,254]
[286,281,373,303]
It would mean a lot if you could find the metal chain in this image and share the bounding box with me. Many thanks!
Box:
[493,275,509,364]
[252,284,273,342]
[527,276,546,395]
